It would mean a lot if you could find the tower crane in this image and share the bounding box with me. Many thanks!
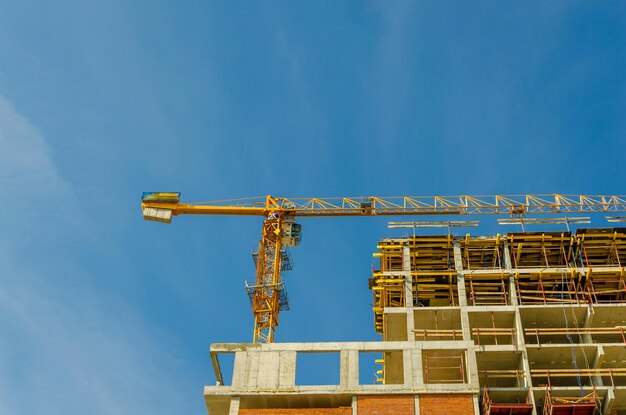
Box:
[141,193,626,343]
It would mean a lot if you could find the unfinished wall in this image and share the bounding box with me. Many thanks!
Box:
[419,395,474,415]
[239,409,351,415]
[206,229,626,415]
[357,395,414,415]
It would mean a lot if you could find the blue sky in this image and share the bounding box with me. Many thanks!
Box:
[1,1,625,414]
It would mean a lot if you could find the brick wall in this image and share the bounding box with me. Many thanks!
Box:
[419,395,475,415]
[357,395,414,414]
[239,408,351,415]
[238,395,474,415]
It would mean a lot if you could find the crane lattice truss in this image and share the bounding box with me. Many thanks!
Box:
[141,193,626,343]
[249,217,284,343]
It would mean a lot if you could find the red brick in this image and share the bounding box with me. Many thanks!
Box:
[419,395,475,415]
[357,395,414,415]
[239,408,351,415]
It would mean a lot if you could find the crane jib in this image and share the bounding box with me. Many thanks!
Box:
[140,192,626,343]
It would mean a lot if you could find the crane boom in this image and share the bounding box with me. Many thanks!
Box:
[141,193,626,343]
[143,194,626,220]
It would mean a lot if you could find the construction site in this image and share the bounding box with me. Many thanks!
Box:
[141,194,626,415]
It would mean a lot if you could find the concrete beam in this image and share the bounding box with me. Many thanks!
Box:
[205,384,480,396]
[211,340,475,353]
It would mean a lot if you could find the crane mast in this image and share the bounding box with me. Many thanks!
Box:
[251,216,285,343]
[141,193,626,343]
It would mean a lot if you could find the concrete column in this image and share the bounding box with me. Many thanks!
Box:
[504,241,519,306]
[519,350,535,410]
[403,244,416,342]
[406,309,415,342]
[603,387,615,415]
[583,307,595,344]
[457,274,472,342]
[278,350,296,388]
[453,242,468,307]
[465,348,480,388]
[453,240,464,271]
[414,395,420,415]
[257,351,280,389]
[453,239,468,328]
[403,349,414,388]
[503,240,513,269]
[507,251,536,414]
[508,275,518,306]
[457,274,469,309]
[512,308,533,389]
[591,345,605,387]
[228,397,240,415]
[340,349,359,389]
[411,349,425,387]
[352,396,358,415]
[231,351,250,388]
[472,394,480,415]
[403,245,414,306]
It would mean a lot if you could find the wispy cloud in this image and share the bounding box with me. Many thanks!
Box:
[0,96,188,414]
[0,97,77,221]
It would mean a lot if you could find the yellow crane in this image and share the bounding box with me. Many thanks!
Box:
[141,193,626,343]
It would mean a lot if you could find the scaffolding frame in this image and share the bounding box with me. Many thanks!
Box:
[424,353,466,384]
[473,327,517,346]
[479,369,526,388]
[533,369,626,388]
[482,387,533,415]
[413,271,459,307]
[542,387,597,415]
[508,232,573,269]
[369,228,626,414]
[461,235,504,270]
[413,309,463,341]
[525,326,626,346]
[515,271,589,305]
[413,328,463,341]
[585,269,626,303]
[513,269,626,305]
[467,272,509,306]
[576,229,626,268]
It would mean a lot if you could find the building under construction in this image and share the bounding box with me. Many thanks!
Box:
[204,227,626,415]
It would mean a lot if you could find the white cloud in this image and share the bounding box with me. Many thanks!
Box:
[0,95,189,414]
[0,97,69,194]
